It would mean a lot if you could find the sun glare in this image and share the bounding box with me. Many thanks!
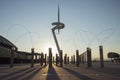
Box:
[43,43,57,56]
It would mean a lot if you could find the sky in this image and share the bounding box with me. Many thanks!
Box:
[0,0,120,60]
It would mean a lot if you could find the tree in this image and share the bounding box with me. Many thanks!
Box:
[107,52,120,63]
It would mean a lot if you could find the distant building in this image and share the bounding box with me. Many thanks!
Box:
[0,35,18,64]
[0,35,41,64]
[0,35,17,50]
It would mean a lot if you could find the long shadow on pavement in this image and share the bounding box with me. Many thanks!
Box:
[0,67,31,79]
[63,67,95,80]
[1,65,46,80]
[46,67,60,80]
[22,65,47,80]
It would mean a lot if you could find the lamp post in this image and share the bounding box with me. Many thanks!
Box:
[10,47,15,68]
[76,50,79,67]
[99,45,104,68]
[49,48,52,68]
[87,48,92,67]
[31,48,34,67]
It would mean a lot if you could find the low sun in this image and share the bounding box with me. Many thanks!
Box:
[43,43,57,56]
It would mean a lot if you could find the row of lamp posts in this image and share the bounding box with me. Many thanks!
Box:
[9,45,104,68]
[71,45,104,68]
[10,47,47,68]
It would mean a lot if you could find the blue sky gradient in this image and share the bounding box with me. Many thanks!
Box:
[0,0,120,59]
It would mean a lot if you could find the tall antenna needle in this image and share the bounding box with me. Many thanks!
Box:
[58,4,60,23]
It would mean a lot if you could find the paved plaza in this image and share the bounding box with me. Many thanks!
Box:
[0,62,120,80]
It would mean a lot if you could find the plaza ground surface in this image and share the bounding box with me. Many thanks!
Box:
[0,62,120,80]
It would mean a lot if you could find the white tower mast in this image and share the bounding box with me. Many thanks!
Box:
[51,4,65,55]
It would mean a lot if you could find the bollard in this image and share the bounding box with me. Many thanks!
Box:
[67,56,69,64]
[73,55,75,64]
[87,48,92,67]
[45,54,47,66]
[64,54,67,64]
[31,48,34,67]
[40,53,44,66]
[56,54,58,65]
[99,45,104,68]
[35,53,37,63]
[84,52,87,63]
[76,50,79,67]
[60,50,63,67]
[49,48,52,68]
[39,54,41,63]
[79,55,81,64]
[10,47,15,68]
[53,56,54,64]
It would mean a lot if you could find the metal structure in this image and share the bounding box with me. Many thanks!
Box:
[51,5,65,55]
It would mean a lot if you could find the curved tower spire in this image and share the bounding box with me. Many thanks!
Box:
[51,4,65,55]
